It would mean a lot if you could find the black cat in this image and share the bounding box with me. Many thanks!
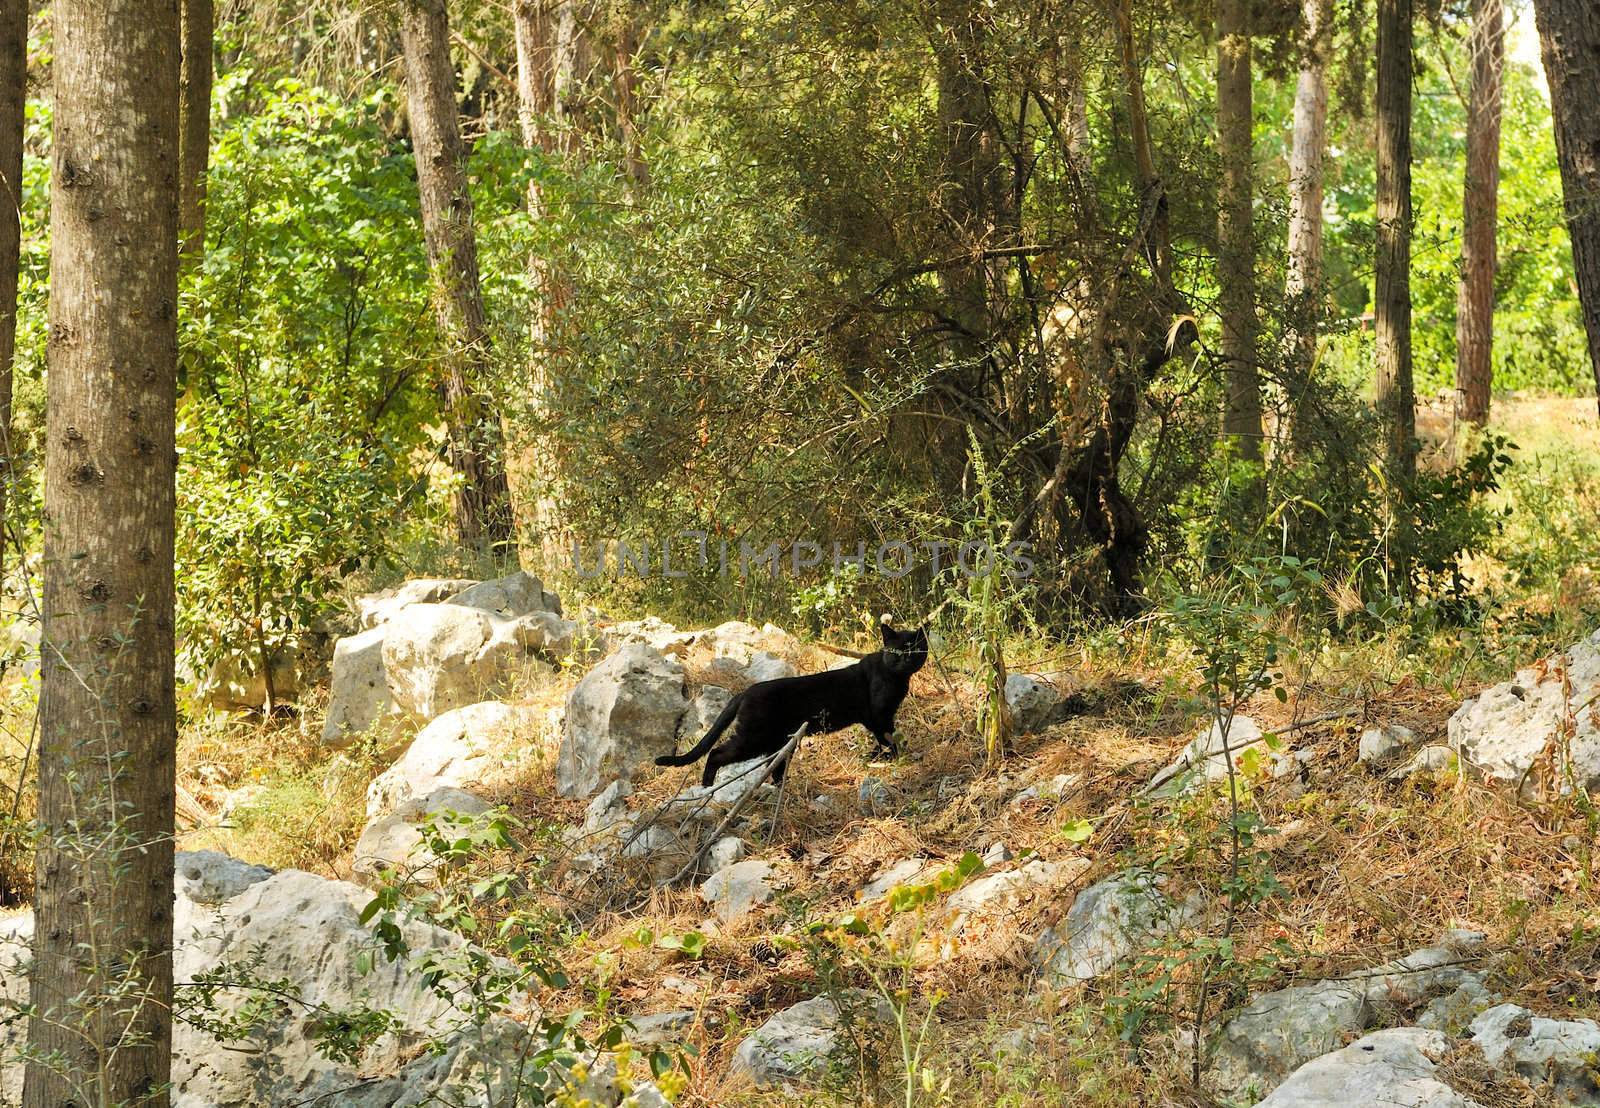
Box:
[656,622,930,786]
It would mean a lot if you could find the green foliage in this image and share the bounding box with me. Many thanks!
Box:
[177,73,438,673]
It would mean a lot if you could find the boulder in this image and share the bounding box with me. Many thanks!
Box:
[945,857,1087,940]
[1037,868,1200,985]
[700,859,776,923]
[196,648,299,712]
[860,858,935,902]
[659,756,775,824]
[1393,745,1457,778]
[679,686,733,742]
[1255,1028,1486,1108]
[729,993,893,1089]
[323,626,399,746]
[628,1010,696,1045]
[175,849,274,907]
[556,645,689,799]
[1207,934,1488,1097]
[353,787,494,885]
[1469,1003,1600,1103]
[1359,723,1418,764]
[444,571,561,620]
[706,836,746,873]
[1449,628,1600,794]
[1005,674,1062,734]
[177,868,469,1105]
[605,617,699,655]
[699,621,794,665]
[358,577,478,630]
[367,702,541,818]
[1147,716,1294,796]
[380,604,532,722]
[707,650,796,685]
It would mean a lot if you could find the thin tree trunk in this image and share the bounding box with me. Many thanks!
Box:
[1283,0,1332,437]
[1530,0,1600,412]
[24,0,179,1100]
[0,0,24,594]
[612,15,648,187]
[400,0,515,553]
[178,0,212,267]
[514,0,570,568]
[1456,0,1504,428]
[552,0,594,158]
[1375,0,1416,584]
[1217,0,1262,467]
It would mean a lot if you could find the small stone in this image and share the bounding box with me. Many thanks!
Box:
[858,776,891,816]
[700,859,776,923]
[1359,724,1417,764]
[707,836,746,872]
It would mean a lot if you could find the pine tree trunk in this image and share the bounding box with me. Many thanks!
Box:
[1530,0,1600,412]
[178,0,211,266]
[400,0,515,553]
[552,0,594,158]
[1217,0,1261,468]
[1375,0,1416,584]
[612,16,648,187]
[1283,0,1332,420]
[24,0,179,1101]
[1456,0,1504,428]
[514,0,567,568]
[0,0,24,592]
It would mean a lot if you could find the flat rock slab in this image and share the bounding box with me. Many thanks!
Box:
[1255,1028,1486,1108]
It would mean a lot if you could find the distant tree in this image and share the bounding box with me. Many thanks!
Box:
[179,0,212,266]
[1217,0,1262,470]
[400,0,516,552]
[1455,0,1504,427]
[1283,0,1333,419]
[23,0,179,1101]
[1530,0,1600,411]
[0,0,23,583]
[1375,0,1416,580]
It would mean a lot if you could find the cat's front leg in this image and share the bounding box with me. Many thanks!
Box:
[869,729,899,758]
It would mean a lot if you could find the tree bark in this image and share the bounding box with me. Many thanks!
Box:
[0,0,24,592]
[24,0,179,1101]
[552,0,594,158]
[1217,0,1262,466]
[1455,0,1504,428]
[1283,0,1332,416]
[178,0,211,266]
[1375,0,1416,584]
[612,15,648,187]
[400,0,515,553]
[1530,0,1600,412]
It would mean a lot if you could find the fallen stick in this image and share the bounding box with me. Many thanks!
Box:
[665,723,807,888]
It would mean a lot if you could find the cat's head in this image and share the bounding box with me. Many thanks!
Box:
[879,622,929,675]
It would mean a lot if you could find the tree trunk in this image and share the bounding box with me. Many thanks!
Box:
[552,0,594,158]
[1530,0,1600,412]
[23,0,179,1101]
[1455,0,1504,428]
[400,0,515,553]
[612,15,648,187]
[1375,0,1416,584]
[1283,0,1332,430]
[0,0,24,593]
[1217,0,1262,467]
[178,0,211,266]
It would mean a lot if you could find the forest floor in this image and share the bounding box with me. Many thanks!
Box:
[4,395,1600,1105]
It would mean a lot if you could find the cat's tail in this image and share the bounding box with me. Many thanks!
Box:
[655,692,742,767]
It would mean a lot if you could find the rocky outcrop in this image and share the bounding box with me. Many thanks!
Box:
[366,701,541,817]
[556,645,689,799]
[1206,934,1489,1098]
[729,993,892,1088]
[1036,868,1200,985]
[1449,628,1600,794]
[353,787,493,885]
[323,626,398,746]
[1469,1003,1600,1104]
[1254,1028,1485,1108]
[325,573,573,746]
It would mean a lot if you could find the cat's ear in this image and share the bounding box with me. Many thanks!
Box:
[879,620,895,642]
